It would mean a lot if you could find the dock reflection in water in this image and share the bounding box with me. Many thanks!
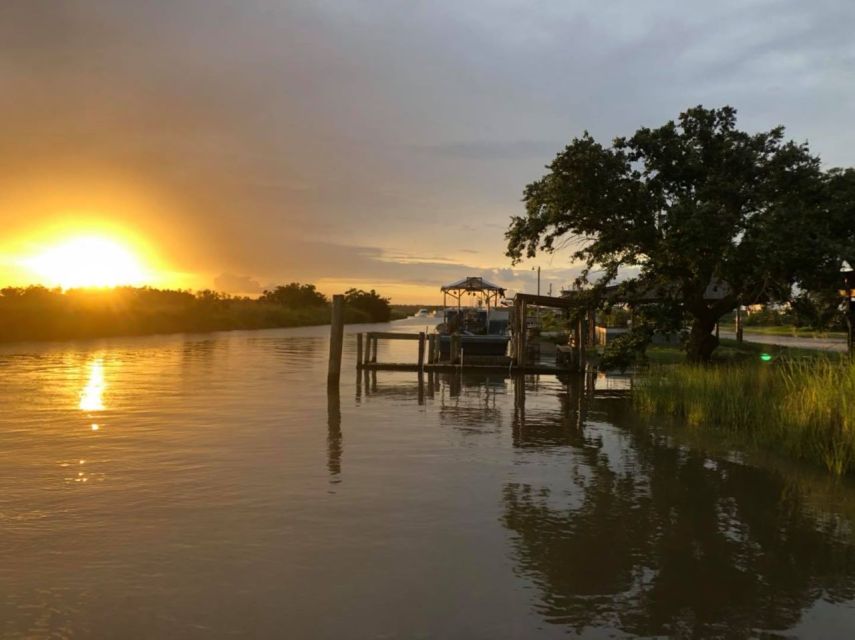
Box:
[2,322,855,638]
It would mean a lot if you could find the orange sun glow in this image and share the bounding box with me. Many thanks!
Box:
[22,236,150,289]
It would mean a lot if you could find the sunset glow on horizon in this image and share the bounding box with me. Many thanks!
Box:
[19,234,156,290]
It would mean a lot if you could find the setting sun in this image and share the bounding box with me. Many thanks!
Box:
[22,236,148,289]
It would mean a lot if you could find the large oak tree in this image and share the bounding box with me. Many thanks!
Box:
[507,106,855,362]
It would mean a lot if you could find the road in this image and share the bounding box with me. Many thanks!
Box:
[719,330,847,353]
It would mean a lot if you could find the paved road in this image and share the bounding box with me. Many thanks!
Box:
[719,330,847,353]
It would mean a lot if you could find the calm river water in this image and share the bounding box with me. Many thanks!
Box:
[3,317,855,638]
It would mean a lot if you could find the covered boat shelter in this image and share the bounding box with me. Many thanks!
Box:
[441,276,506,311]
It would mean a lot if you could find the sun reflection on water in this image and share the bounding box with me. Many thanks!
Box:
[79,358,106,411]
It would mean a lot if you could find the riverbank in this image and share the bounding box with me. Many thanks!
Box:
[0,286,395,343]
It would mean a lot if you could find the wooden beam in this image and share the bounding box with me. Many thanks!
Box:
[365,332,421,340]
[735,306,743,345]
[327,295,345,387]
[514,293,580,309]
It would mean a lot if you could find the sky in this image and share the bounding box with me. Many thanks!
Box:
[1,0,854,302]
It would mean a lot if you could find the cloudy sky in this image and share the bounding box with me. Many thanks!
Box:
[1,0,853,302]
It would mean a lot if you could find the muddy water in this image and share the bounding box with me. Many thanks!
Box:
[2,317,855,638]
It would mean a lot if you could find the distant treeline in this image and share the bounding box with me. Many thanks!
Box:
[0,283,394,343]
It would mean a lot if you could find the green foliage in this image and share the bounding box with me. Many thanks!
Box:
[507,106,855,362]
[0,283,391,342]
[599,327,652,372]
[635,359,855,476]
[259,283,327,307]
[742,306,791,327]
[344,288,391,323]
[598,306,631,327]
[790,291,846,331]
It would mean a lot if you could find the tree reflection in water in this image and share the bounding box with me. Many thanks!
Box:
[503,376,855,637]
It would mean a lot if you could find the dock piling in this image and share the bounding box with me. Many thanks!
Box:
[327,294,345,387]
[418,332,426,372]
[356,332,363,369]
[450,334,460,364]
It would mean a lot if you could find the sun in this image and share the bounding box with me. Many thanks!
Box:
[23,235,149,289]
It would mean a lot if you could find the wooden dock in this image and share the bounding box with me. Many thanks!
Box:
[356,330,575,375]
[326,292,599,388]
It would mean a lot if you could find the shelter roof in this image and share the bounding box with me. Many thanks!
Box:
[441,276,505,295]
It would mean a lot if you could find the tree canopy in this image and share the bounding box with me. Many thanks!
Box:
[344,288,392,323]
[507,106,855,361]
[259,283,328,307]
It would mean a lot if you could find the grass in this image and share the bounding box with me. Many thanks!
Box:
[645,338,845,366]
[635,357,855,476]
[743,324,847,339]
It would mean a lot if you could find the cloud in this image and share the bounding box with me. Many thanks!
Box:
[1,0,854,301]
[414,140,560,160]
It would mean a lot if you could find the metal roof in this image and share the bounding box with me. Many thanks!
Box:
[441,276,506,294]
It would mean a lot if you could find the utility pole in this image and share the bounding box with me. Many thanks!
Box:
[844,270,854,358]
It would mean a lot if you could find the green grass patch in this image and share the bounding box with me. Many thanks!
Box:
[645,338,843,366]
[744,324,847,339]
[635,358,855,476]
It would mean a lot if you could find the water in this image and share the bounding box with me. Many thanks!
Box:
[2,317,855,638]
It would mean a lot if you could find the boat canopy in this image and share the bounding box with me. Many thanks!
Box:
[440,276,506,309]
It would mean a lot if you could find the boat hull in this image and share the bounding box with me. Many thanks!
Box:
[438,335,509,358]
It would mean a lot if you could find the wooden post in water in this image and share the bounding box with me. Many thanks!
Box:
[418,332,426,372]
[371,335,378,363]
[427,334,436,365]
[450,334,460,364]
[327,294,345,387]
[356,332,363,370]
[579,310,588,372]
[518,300,528,368]
[571,316,582,372]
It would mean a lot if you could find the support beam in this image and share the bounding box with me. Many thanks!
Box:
[327,295,345,387]
[365,332,422,340]
[848,297,854,358]
[735,306,744,345]
[356,332,363,370]
[417,332,426,372]
[450,334,460,365]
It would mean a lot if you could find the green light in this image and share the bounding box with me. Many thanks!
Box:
[760,353,773,362]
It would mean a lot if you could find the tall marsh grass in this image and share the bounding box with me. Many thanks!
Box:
[635,359,855,476]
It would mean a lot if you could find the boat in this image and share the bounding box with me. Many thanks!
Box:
[436,277,510,360]
[414,308,430,317]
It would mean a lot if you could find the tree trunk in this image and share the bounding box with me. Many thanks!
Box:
[686,314,719,363]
